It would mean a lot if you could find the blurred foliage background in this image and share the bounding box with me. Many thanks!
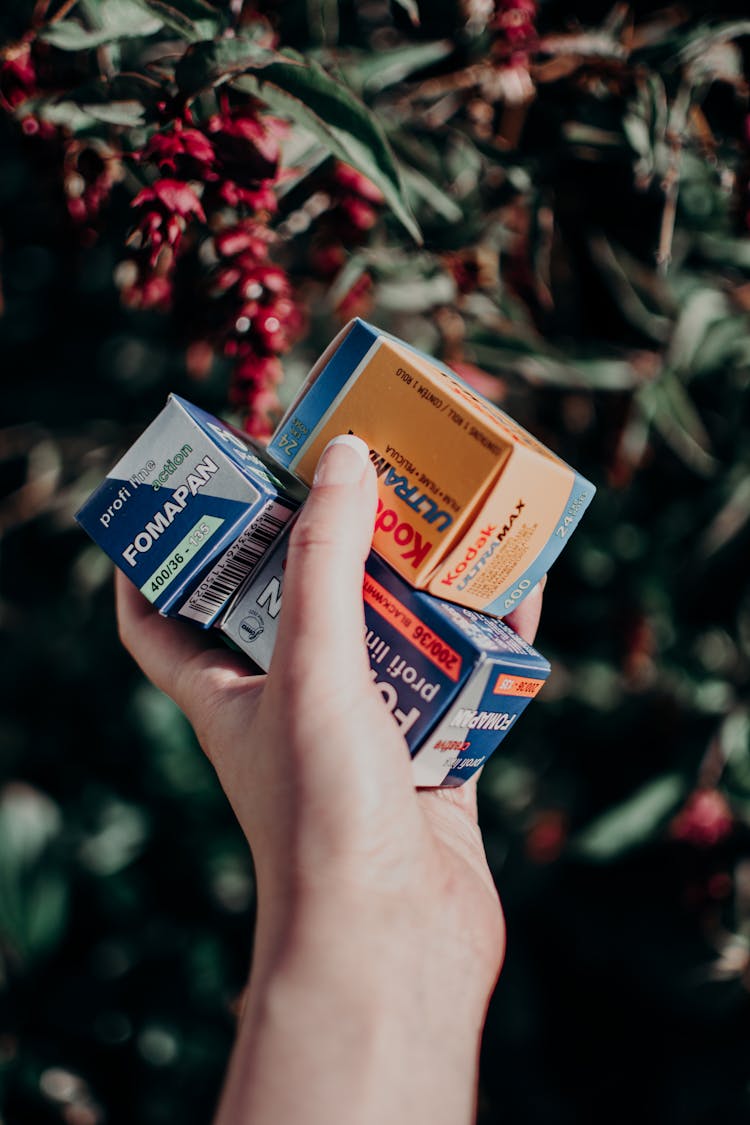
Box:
[1,0,750,1122]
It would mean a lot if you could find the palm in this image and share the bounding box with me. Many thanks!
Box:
[419,785,506,983]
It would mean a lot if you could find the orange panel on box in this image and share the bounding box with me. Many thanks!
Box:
[268,319,596,616]
[493,672,546,698]
[292,337,511,584]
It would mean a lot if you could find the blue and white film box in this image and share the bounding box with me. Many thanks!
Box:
[76,394,306,626]
[221,527,550,787]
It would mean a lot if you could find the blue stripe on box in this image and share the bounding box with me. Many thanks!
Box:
[268,320,378,469]
[483,470,596,618]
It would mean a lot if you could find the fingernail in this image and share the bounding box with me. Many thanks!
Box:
[313,434,370,486]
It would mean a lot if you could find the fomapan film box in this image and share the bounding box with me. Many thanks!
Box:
[268,319,595,617]
[76,394,306,626]
[221,528,550,788]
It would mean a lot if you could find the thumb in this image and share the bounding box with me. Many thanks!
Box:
[270,434,377,695]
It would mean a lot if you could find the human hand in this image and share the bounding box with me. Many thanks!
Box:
[116,434,543,1125]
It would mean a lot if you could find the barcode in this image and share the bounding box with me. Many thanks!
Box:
[180,502,292,625]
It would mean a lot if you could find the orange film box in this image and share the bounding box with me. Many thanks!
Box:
[268,320,595,617]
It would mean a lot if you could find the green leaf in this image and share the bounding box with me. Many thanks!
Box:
[402,163,464,223]
[22,92,147,132]
[631,17,750,68]
[338,40,453,95]
[21,97,100,131]
[621,113,652,163]
[138,0,221,21]
[130,0,218,41]
[327,253,369,307]
[232,52,421,243]
[701,474,750,556]
[78,798,150,876]
[538,29,627,61]
[694,233,750,272]
[570,774,687,862]
[721,710,750,800]
[392,0,420,26]
[377,270,456,312]
[41,0,163,49]
[174,36,287,93]
[22,874,69,961]
[42,23,106,49]
[588,235,672,345]
[637,372,717,477]
[468,335,641,391]
[22,71,165,133]
[690,317,750,380]
[677,20,750,63]
[665,286,731,379]
[176,38,419,240]
[562,122,625,149]
[83,99,147,126]
[0,785,68,963]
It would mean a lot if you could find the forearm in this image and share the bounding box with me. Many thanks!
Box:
[214,909,488,1125]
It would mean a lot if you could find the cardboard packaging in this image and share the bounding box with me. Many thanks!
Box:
[221,528,550,788]
[268,319,595,617]
[76,394,306,626]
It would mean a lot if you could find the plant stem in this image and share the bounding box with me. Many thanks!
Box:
[49,0,81,25]
[656,79,691,275]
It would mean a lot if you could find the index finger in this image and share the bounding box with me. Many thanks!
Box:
[115,570,251,714]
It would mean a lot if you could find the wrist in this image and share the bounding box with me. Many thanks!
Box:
[219,937,486,1125]
[250,884,497,1031]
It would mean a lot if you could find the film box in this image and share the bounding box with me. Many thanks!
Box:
[221,527,550,788]
[76,394,306,626]
[268,319,595,617]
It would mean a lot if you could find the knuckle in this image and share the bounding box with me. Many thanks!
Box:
[288,507,338,556]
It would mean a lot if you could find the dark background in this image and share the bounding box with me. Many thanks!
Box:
[1,1,750,1122]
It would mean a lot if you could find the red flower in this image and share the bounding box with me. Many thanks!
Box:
[335,271,374,320]
[247,264,289,298]
[307,162,385,284]
[309,242,346,279]
[216,178,278,214]
[19,113,56,140]
[252,298,297,352]
[229,354,285,440]
[207,105,286,185]
[120,271,173,311]
[64,140,123,231]
[132,178,206,219]
[130,178,206,266]
[232,353,284,392]
[340,194,379,232]
[202,214,302,432]
[493,0,538,31]
[334,162,383,233]
[0,42,37,111]
[215,222,273,261]
[670,789,734,848]
[333,163,383,204]
[141,124,216,181]
[236,382,283,440]
[224,294,300,355]
[492,0,538,74]
[525,810,568,864]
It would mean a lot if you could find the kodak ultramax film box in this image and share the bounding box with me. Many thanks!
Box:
[268,319,595,617]
[76,395,306,626]
[221,527,550,787]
